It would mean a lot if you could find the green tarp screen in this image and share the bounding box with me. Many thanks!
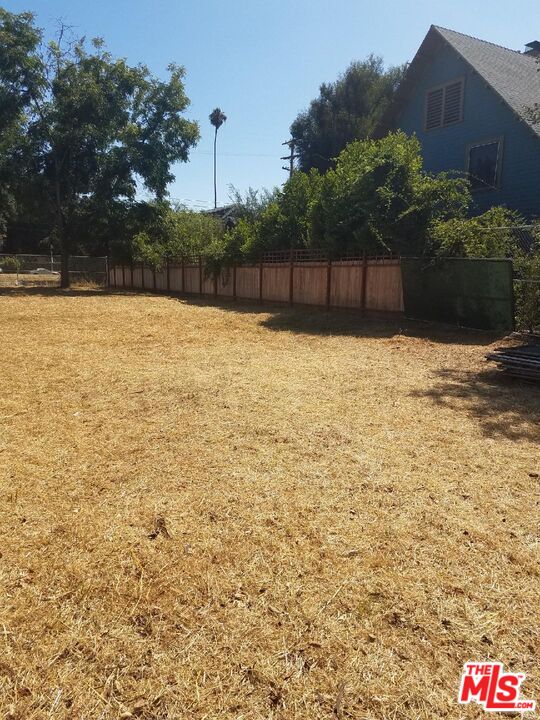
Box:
[401,258,513,332]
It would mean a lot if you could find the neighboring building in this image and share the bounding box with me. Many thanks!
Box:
[203,205,240,231]
[376,26,540,219]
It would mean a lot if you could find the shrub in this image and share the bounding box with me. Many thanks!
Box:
[215,133,471,263]
[514,255,540,332]
[0,256,21,274]
[514,226,540,332]
[429,207,524,257]
[118,202,224,269]
[307,132,470,257]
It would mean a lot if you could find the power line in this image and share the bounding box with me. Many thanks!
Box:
[191,151,280,158]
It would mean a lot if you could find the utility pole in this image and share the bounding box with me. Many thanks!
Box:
[281,139,299,180]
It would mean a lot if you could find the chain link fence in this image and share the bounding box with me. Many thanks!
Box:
[0,254,108,287]
[475,224,538,256]
[502,226,540,333]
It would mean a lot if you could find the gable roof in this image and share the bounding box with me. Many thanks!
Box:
[375,25,540,138]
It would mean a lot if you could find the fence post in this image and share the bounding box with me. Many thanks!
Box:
[166,259,170,292]
[326,258,332,310]
[199,255,203,295]
[112,265,116,288]
[214,269,218,298]
[289,249,294,305]
[233,262,237,301]
[131,263,134,288]
[106,256,110,286]
[141,262,145,290]
[181,258,185,293]
[122,265,126,288]
[259,259,263,304]
[153,267,157,291]
[361,251,368,313]
[509,259,516,331]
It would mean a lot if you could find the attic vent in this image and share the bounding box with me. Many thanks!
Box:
[425,78,464,130]
[426,88,444,130]
[443,81,463,124]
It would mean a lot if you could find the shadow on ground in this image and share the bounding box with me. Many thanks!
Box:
[0,285,109,298]
[1,285,502,346]
[172,294,499,345]
[412,367,540,442]
[5,286,537,441]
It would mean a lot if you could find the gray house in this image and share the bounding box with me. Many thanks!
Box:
[376,26,540,219]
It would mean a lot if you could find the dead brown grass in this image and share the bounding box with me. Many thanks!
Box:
[0,273,59,288]
[0,288,538,719]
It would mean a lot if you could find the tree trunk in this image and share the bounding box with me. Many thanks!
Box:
[213,127,218,210]
[60,241,70,289]
[54,161,70,289]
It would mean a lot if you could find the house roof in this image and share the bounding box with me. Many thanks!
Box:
[375,25,540,138]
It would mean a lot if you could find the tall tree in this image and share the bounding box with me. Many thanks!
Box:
[209,107,226,208]
[0,9,199,287]
[290,56,403,173]
[0,9,44,240]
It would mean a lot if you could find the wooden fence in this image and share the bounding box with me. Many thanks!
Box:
[109,255,404,313]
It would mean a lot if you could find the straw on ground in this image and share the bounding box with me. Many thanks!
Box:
[0,287,538,719]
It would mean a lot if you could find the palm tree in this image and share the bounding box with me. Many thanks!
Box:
[209,108,227,209]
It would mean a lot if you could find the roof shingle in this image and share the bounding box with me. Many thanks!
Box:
[374,25,540,139]
[433,26,540,136]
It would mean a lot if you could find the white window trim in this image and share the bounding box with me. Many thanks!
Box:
[424,77,465,131]
[465,136,504,191]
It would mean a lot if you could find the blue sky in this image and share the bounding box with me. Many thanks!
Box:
[5,0,539,209]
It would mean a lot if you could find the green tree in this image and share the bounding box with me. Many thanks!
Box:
[227,184,276,222]
[308,132,470,256]
[232,170,322,259]
[0,255,21,280]
[290,56,403,173]
[126,201,224,269]
[428,207,524,258]
[209,108,226,209]
[0,9,199,287]
[0,9,44,241]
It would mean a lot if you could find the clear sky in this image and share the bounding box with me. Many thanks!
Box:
[5,0,539,209]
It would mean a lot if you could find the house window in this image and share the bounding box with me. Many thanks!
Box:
[467,138,503,190]
[425,79,464,130]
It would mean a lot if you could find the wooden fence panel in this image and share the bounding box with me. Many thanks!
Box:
[110,256,404,314]
[169,265,183,292]
[218,268,234,296]
[262,265,290,302]
[183,265,200,293]
[293,264,327,306]
[330,263,363,309]
[365,261,404,312]
[155,269,167,291]
[235,266,259,299]
[142,267,153,289]
[202,272,214,295]
[132,266,143,288]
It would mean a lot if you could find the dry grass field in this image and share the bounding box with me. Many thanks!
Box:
[0,287,538,719]
[0,273,59,288]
